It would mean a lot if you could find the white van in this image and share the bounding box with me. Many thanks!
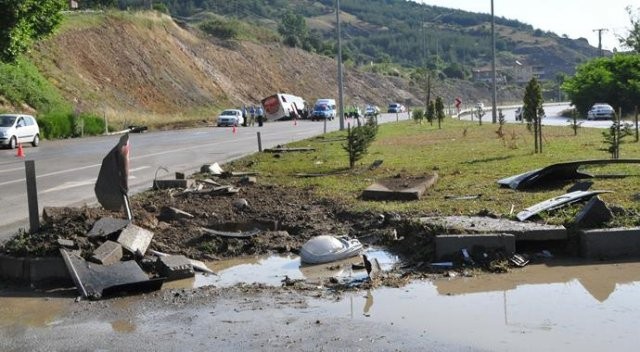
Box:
[0,114,40,149]
[311,98,337,121]
[261,93,306,121]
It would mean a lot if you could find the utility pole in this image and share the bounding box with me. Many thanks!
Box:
[593,28,608,56]
[491,0,497,124]
[336,0,345,131]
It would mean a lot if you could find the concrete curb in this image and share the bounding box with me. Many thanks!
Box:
[0,254,71,285]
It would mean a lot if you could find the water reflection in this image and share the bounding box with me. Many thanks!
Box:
[315,261,640,351]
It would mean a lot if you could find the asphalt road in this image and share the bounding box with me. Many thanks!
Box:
[0,113,412,240]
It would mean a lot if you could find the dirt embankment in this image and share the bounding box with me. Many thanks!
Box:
[27,12,501,128]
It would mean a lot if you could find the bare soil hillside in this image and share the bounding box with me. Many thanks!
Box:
[28,12,504,128]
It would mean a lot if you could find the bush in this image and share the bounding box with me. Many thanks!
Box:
[199,19,240,40]
[38,110,108,139]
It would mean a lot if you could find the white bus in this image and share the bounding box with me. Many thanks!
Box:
[261,93,306,121]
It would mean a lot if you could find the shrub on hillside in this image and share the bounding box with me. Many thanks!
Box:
[199,19,239,40]
[38,110,108,139]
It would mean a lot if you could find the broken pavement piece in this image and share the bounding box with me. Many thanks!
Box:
[148,249,216,275]
[157,255,195,281]
[57,239,76,249]
[516,190,612,222]
[87,217,131,238]
[571,196,613,229]
[362,174,438,201]
[117,224,154,255]
[90,240,123,265]
[60,249,162,300]
[153,179,195,190]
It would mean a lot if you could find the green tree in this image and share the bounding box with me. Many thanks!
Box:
[0,0,67,62]
[619,6,640,52]
[562,55,640,115]
[278,11,308,48]
[426,100,435,126]
[412,108,424,124]
[523,77,545,153]
[435,96,445,129]
[343,117,378,168]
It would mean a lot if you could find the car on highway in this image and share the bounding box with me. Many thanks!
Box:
[216,109,244,127]
[587,103,615,120]
[364,105,381,117]
[0,113,40,149]
[387,103,406,113]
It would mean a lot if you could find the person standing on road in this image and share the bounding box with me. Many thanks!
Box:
[241,105,248,127]
[249,105,256,126]
[256,105,264,127]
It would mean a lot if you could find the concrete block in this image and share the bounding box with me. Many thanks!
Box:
[363,174,437,201]
[153,179,195,190]
[435,233,516,260]
[91,241,123,265]
[157,255,194,281]
[580,227,640,259]
[572,196,613,229]
[420,216,567,241]
[117,224,154,255]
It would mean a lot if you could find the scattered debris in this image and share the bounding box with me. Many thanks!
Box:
[153,179,196,190]
[369,159,383,170]
[200,162,224,175]
[362,174,438,201]
[158,206,194,221]
[571,196,613,228]
[509,254,530,267]
[497,159,640,190]
[516,190,613,221]
[567,181,594,192]
[264,146,315,153]
[87,217,130,238]
[60,249,163,300]
[117,224,154,255]
[232,198,249,210]
[157,255,195,281]
[90,240,123,265]
[444,194,482,200]
[200,227,261,238]
[299,235,363,265]
[127,125,148,133]
[148,249,216,275]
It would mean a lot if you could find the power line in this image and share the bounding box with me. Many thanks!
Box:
[593,28,608,56]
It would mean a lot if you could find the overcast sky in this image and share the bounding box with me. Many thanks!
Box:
[414,0,634,51]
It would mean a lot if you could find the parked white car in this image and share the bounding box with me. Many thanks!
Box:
[216,109,244,127]
[587,103,615,120]
[0,113,40,149]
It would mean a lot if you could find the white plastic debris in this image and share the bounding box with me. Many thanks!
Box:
[299,235,363,265]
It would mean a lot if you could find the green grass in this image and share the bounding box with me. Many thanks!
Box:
[227,119,640,226]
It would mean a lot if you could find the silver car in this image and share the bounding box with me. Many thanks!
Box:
[216,109,244,127]
[587,103,614,120]
[0,114,40,149]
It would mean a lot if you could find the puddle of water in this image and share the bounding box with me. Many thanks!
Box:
[0,296,70,328]
[312,260,640,351]
[162,248,398,289]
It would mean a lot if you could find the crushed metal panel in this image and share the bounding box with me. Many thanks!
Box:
[517,190,612,222]
[497,159,640,190]
[60,249,162,300]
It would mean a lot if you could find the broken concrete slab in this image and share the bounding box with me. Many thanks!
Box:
[57,239,76,249]
[87,217,131,238]
[153,179,195,190]
[363,174,438,201]
[580,227,640,259]
[420,216,567,241]
[117,224,154,255]
[60,249,162,300]
[572,196,613,229]
[157,255,195,281]
[158,206,194,221]
[148,249,216,275]
[90,241,123,266]
[200,162,224,175]
[435,234,515,261]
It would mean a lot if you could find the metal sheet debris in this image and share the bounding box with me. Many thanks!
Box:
[200,227,261,238]
[517,190,612,221]
[497,159,640,190]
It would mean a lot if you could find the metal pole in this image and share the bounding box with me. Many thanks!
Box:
[336,0,345,131]
[257,131,262,152]
[491,0,497,124]
[25,160,40,233]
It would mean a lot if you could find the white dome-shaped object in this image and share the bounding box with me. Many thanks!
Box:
[300,235,363,264]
